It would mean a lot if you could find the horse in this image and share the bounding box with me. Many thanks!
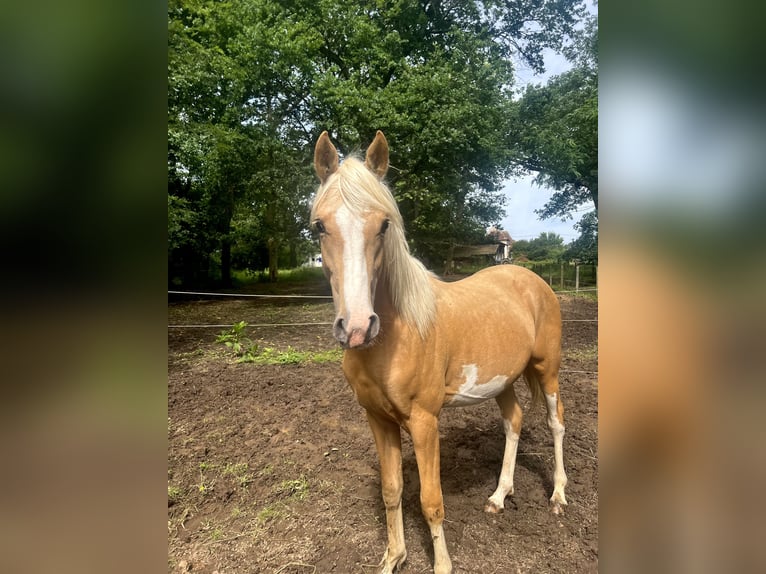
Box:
[311,131,567,574]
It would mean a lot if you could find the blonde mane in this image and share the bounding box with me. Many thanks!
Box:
[311,157,436,338]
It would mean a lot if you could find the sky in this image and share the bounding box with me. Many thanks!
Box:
[500,174,594,242]
[498,3,597,244]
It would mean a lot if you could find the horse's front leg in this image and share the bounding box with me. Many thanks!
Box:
[366,411,407,573]
[411,409,452,574]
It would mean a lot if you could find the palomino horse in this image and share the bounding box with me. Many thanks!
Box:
[311,131,567,574]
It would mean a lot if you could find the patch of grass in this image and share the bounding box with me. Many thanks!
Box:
[564,344,598,362]
[196,461,216,496]
[309,348,344,363]
[216,323,342,365]
[257,504,288,524]
[209,526,224,541]
[243,346,342,365]
[222,462,254,488]
[556,289,598,301]
[232,266,326,286]
[196,479,213,496]
[168,484,183,503]
[216,321,259,362]
[275,266,326,282]
[258,463,275,477]
[278,476,309,501]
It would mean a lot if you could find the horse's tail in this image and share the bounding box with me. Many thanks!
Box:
[523,366,544,407]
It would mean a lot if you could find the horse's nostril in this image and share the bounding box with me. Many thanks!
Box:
[368,314,380,339]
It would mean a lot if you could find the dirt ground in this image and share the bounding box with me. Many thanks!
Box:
[168,277,598,573]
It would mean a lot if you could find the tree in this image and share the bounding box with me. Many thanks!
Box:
[299,0,587,266]
[510,14,598,218]
[564,210,597,263]
[168,0,317,285]
[168,0,590,284]
[512,232,566,262]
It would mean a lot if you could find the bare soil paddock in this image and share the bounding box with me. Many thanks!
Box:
[168,278,597,573]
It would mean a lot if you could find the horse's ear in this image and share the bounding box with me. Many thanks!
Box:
[314,131,339,183]
[365,130,389,179]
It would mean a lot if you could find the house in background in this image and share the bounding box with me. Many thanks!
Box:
[303,253,323,267]
[449,227,514,271]
[486,227,513,262]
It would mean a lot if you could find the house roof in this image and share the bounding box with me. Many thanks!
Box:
[486,227,513,245]
[453,244,500,258]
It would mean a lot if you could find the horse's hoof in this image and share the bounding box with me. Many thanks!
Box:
[377,549,406,574]
[484,500,503,514]
[549,496,567,515]
[549,490,567,515]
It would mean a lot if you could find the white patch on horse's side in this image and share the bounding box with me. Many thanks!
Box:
[335,205,372,320]
[447,364,508,407]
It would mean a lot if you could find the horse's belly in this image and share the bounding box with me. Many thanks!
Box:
[443,364,510,408]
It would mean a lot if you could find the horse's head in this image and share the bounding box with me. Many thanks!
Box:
[311,131,392,349]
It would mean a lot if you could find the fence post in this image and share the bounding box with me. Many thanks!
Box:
[575,264,580,293]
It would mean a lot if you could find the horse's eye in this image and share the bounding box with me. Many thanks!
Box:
[379,219,390,236]
[314,220,326,234]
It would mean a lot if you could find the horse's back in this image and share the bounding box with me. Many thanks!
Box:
[437,265,559,322]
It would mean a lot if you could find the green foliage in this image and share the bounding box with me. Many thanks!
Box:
[215,321,259,362]
[564,210,598,263]
[510,13,598,259]
[243,346,343,365]
[513,232,566,262]
[168,0,589,283]
[167,195,198,253]
[215,323,343,364]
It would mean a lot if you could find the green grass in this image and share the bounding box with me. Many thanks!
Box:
[278,476,309,501]
[222,462,254,487]
[232,266,326,286]
[215,323,343,365]
[244,346,343,365]
[168,485,183,503]
[564,344,598,362]
[256,505,287,524]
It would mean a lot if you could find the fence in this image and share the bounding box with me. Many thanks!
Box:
[168,287,598,377]
[518,262,597,292]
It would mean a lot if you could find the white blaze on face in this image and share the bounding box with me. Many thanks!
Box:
[447,364,508,407]
[334,204,375,333]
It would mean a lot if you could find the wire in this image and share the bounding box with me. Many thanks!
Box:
[168,322,333,328]
[169,290,333,300]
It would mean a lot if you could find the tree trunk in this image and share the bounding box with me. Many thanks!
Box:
[268,237,279,282]
[221,236,232,287]
[220,185,234,287]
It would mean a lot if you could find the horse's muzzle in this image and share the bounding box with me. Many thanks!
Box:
[333,314,380,349]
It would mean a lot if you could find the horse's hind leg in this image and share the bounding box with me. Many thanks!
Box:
[485,385,523,513]
[527,362,569,514]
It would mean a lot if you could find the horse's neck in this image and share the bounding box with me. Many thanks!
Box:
[375,268,437,333]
